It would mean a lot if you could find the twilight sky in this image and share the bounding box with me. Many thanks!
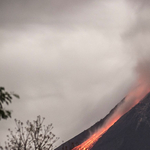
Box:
[0,0,150,147]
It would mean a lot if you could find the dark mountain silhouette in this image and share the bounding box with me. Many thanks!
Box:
[55,98,125,150]
[92,92,150,150]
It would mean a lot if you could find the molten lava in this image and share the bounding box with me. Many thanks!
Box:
[72,78,150,150]
[72,116,120,150]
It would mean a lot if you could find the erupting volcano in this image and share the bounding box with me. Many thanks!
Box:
[55,77,150,150]
[71,78,150,150]
[72,117,119,150]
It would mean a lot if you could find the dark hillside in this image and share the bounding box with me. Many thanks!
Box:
[55,98,125,150]
[92,92,150,150]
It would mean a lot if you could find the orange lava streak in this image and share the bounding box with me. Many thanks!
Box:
[72,78,150,150]
[72,116,120,150]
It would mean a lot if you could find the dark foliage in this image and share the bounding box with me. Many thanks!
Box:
[0,87,19,120]
[3,116,59,150]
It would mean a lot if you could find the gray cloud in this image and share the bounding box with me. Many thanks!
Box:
[0,0,131,32]
[0,0,140,146]
[0,0,94,26]
[125,0,150,73]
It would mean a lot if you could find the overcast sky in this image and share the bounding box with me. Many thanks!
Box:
[0,0,149,147]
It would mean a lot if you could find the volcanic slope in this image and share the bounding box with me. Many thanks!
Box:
[92,92,150,150]
[55,98,125,150]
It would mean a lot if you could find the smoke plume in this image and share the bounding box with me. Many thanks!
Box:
[105,0,150,131]
[104,0,150,133]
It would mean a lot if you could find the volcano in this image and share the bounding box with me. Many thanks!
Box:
[55,98,125,150]
[92,92,150,150]
[55,92,150,150]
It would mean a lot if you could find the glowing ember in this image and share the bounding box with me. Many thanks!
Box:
[72,78,150,150]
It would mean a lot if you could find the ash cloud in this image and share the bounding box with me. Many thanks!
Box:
[104,0,150,131]
[108,0,150,125]
[124,0,150,86]
[91,0,150,138]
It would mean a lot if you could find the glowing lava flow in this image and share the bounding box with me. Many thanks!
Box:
[72,78,150,150]
[72,117,120,150]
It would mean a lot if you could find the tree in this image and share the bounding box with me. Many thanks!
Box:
[3,116,59,150]
[0,87,19,120]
